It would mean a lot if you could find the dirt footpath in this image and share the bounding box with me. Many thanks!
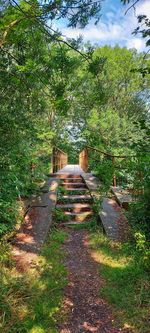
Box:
[58,229,130,333]
[11,177,58,271]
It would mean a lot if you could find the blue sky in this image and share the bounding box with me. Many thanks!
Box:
[54,0,150,52]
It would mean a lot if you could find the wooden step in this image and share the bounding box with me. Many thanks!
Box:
[61,183,86,188]
[64,211,93,221]
[48,174,82,179]
[59,174,82,178]
[64,188,88,192]
[62,221,89,226]
[61,178,83,183]
[56,203,91,208]
[56,203,91,213]
[59,194,92,202]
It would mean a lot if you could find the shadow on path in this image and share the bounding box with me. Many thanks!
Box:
[58,229,131,333]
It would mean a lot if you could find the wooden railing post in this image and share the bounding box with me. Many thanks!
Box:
[52,147,68,173]
[52,147,56,173]
[80,145,129,185]
[112,156,117,187]
[79,147,88,172]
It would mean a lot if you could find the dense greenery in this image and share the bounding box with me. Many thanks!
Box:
[0,1,150,244]
[0,0,90,234]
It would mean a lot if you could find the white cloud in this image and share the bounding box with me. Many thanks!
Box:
[62,22,123,41]
[126,38,145,51]
[57,0,150,52]
[136,0,150,17]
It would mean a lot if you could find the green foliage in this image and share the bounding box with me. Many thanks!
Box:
[68,44,150,261]
[92,159,114,191]
[57,186,68,196]
[92,197,102,215]
[134,232,150,270]
[68,216,99,231]
[53,208,70,224]
[0,0,85,233]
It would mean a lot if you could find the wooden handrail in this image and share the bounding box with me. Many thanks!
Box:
[79,145,135,186]
[53,146,68,155]
[86,145,134,159]
[79,147,88,172]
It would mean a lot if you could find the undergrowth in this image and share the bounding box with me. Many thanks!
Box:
[89,229,150,333]
[0,156,51,237]
[0,229,67,333]
[53,208,70,224]
[68,216,99,231]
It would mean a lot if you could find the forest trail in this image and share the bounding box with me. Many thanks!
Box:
[2,2,149,328]
[58,228,129,333]
[10,165,131,332]
[11,164,129,270]
[55,167,130,332]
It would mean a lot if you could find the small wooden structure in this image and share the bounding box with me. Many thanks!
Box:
[79,148,88,172]
[52,147,68,173]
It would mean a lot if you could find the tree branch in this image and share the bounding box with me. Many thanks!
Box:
[0,18,24,47]
[125,0,140,15]
[10,0,90,61]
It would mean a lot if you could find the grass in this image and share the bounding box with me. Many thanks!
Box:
[88,229,150,333]
[53,208,70,224]
[67,217,99,231]
[0,229,67,333]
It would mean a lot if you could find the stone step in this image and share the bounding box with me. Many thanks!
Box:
[56,203,91,208]
[64,211,93,221]
[56,203,91,213]
[64,188,88,192]
[62,221,89,226]
[61,183,86,188]
[59,194,92,202]
[48,173,82,179]
[61,178,83,183]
